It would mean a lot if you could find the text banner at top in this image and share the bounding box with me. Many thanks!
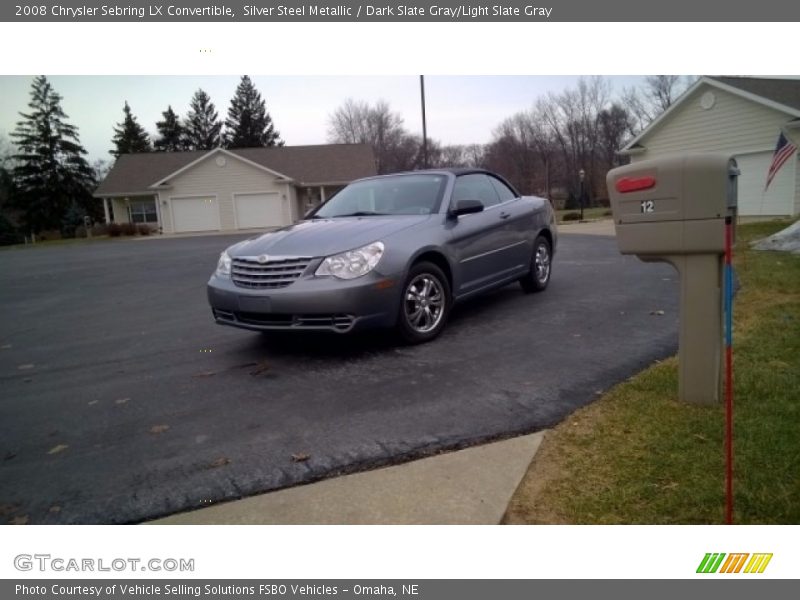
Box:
[4,0,800,22]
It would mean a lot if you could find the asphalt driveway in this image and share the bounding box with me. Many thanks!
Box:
[0,232,679,524]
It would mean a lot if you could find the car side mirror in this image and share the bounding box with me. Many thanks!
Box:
[449,199,484,217]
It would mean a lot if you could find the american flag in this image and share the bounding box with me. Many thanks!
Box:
[765,131,797,191]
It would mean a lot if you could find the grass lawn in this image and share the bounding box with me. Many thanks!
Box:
[504,219,800,524]
[556,207,612,222]
[0,235,113,250]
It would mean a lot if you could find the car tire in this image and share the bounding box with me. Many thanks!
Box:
[519,234,552,293]
[396,262,451,344]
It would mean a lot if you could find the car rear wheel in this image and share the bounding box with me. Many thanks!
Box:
[520,235,552,293]
[396,262,450,344]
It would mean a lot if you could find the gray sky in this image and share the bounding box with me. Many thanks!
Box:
[0,75,645,163]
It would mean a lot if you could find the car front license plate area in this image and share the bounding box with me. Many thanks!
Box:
[237,295,271,313]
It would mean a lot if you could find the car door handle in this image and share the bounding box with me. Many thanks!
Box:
[499,212,510,219]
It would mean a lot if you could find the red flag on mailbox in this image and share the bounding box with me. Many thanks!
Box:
[765,131,797,191]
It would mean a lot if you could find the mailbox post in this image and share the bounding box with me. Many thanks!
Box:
[607,153,739,405]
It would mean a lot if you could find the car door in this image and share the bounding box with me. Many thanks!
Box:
[488,174,534,269]
[447,173,521,297]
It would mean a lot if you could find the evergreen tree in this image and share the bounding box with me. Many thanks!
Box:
[11,75,96,234]
[184,89,222,151]
[110,101,152,157]
[154,105,185,152]
[223,75,283,148]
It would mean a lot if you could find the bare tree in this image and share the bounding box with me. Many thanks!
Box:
[597,103,634,173]
[484,112,539,194]
[535,76,611,202]
[328,99,411,173]
[622,75,696,133]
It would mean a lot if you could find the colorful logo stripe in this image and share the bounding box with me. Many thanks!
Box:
[697,553,772,574]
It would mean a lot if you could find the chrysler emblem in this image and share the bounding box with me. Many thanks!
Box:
[257,255,270,264]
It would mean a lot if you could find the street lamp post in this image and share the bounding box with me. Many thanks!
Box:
[579,168,586,221]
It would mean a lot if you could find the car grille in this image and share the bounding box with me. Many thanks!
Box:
[231,256,312,289]
[214,310,355,332]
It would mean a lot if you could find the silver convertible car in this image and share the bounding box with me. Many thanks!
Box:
[208,168,557,343]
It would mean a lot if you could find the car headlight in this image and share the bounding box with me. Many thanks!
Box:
[315,241,385,280]
[215,251,232,277]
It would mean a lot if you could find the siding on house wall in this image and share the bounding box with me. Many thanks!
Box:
[111,198,129,224]
[633,84,796,155]
[157,153,291,233]
[631,83,800,216]
[795,158,800,215]
[285,182,298,222]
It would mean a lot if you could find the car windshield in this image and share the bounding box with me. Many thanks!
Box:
[312,174,448,218]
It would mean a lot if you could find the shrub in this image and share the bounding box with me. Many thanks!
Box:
[60,204,87,238]
[0,214,23,246]
[137,224,151,236]
[561,212,582,222]
[603,209,613,217]
[120,223,138,236]
[108,223,123,237]
[91,223,109,236]
[38,229,62,241]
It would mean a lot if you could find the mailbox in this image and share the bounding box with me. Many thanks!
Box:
[607,153,739,405]
[609,153,738,255]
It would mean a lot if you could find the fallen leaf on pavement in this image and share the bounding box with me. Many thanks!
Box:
[209,457,231,468]
[250,361,270,376]
[149,425,169,434]
[18,364,34,370]
[650,310,665,316]
[0,504,20,516]
[87,400,99,406]
[291,452,310,462]
[49,506,61,514]
[9,515,29,525]
[47,444,68,455]
[114,398,130,405]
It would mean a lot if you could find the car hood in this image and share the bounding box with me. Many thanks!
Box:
[228,216,431,258]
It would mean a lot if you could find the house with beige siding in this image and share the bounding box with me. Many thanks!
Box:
[621,76,800,218]
[93,144,376,234]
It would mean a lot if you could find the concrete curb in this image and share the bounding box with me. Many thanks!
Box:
[149,432,545,525]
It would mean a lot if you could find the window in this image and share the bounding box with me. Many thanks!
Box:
[129,199,158,223]
[313,175,447,218]
[451,173,501,208]
[489,176,517,202]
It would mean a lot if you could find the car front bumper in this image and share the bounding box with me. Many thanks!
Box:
[207,270,403,333]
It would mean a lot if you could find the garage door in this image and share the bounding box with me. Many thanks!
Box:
[234,192,284,229]
[171,196,220,233]
[735,152,795,217]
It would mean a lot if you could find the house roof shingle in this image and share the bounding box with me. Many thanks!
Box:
[94,144,377,196]
[706,76,800,113]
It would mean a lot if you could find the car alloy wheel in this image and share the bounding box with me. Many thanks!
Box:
[405,274,445,333]
[535,241,551,285]
[520,235,552,293]
[397,262,450,343]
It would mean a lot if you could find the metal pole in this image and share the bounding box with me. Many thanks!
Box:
[724,215,734,524]
[420,75,428,169]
